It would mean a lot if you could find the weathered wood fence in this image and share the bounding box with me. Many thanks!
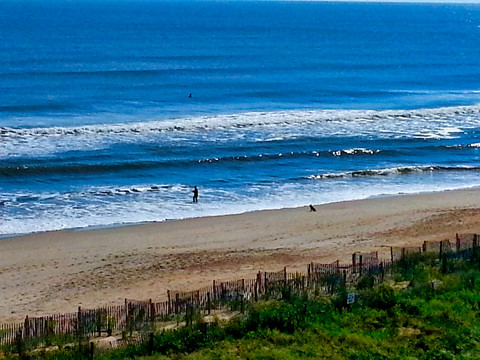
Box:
[390,233,479,261]
[0,252,385,346]
[1,231,477,346]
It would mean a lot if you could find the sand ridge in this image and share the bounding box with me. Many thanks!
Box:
[1,188,480,322]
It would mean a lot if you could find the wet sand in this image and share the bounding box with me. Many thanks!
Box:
[1,188,480,322]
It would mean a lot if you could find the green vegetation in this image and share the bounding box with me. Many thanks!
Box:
[3,250,480,359]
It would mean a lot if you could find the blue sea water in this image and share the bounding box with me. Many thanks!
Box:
[1,0,480,236]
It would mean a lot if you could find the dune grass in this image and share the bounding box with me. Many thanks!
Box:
[4,250,480,359]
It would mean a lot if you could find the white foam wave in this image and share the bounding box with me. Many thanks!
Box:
[2,104,480,158]
[3,167,480,237]
[307,166,436,180]
[331,148,378,156]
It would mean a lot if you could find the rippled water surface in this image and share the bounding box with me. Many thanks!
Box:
[2,1,480,236]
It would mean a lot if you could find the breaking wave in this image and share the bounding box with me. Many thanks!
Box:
[0,147,385,178]
[1,104,479,139]
[2,104,479,158]
[307,165,480,180]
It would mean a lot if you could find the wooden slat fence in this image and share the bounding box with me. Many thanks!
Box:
[2,233,478,347]
[0,257,394,346]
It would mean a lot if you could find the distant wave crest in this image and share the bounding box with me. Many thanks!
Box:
[307,165,480,180]
[2,104,480,137]
[2,104,480,157]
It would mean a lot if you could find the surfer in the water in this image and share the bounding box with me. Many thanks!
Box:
[192,186,198,203]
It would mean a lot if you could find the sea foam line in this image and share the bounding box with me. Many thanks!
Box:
[306,165,480,180]
[2,104,480,138]
[2,104,480,158]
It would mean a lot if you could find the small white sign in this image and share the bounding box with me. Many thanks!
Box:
[347,293,355,305]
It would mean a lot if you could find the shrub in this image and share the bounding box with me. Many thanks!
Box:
[224,316,246,339]
[363,284,396,310]
[245,301,299,333]
[357,274,376,290]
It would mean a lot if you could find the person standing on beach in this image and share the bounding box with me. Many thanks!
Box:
[192,186,198,203]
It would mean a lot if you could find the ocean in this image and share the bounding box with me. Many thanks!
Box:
[2,0,480,237]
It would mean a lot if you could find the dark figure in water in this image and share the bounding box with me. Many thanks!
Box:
[192,186,198,203]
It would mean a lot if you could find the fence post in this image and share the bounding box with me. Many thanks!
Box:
[77,306,82,339]
[307,263,311,286]
[96,310,101,337]
[124,299,128,331]
[241,279,245,310]
[175,294,180,315]
[284,267,287,286]
[89,341,94,360]
[149,299,155,323]
[256,271,262,294]
[167,290,172,315]
[15,328,24,358]
[128,303,134,337]
[207,292,211,315]
[213,280,216,306]
[77,306,83,352]
[23,316,29,339]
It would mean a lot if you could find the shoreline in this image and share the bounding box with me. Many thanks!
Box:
[1,188,480,322]
[2,185,478,241]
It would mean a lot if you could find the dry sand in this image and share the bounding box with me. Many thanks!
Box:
[1,188,480,323]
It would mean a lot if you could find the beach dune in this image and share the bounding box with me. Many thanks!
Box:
[1,189,480,323]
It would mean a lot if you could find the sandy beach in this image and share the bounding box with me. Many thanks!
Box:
[1,188,480,323]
